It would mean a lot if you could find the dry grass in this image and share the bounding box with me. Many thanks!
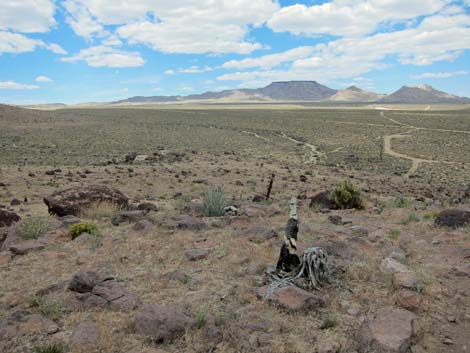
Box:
[80,201,123,220]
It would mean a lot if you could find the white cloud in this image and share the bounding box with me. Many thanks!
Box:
[0,0,56,33]
[164,69,175,75]
[62,0,279,54]
[63,0,106,39]
[219,10,470,86]
[35,76,53,82]
[0,31,42,54]
[46,43,68,55]
[268,0,449,37]
[178,66,213,74]
[0,31,67,55]
[411,70,468,79]
[222,46,314,70]
[61,45,145,68]
[0,81,39,90]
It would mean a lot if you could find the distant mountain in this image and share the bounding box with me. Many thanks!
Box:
[329,85,384,102]
[380,84,470,104]
[112,81,469,105]
[113,81,337,104]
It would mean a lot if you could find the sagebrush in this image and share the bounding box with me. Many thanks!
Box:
[331,180,364,209]
[17,216,54,240]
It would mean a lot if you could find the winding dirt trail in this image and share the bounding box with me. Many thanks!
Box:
[380,111,459,178]
[277,132,325,163]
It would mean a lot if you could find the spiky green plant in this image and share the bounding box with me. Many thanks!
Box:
[17,216,54,240]
[202,187,227,217]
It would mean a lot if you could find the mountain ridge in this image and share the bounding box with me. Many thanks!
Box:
[112,81,469,105]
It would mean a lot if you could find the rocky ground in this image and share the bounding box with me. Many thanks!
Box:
[0,151,469,353]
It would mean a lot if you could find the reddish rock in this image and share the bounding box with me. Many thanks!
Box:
[257,285,324,312]
[360,306,418,353]
[71,319,100,348]
[184,248,212,261]
[396,289,422,312]
[0,311,59,341]
[308,190,337,210]
[134,304,196,343]
[393,272,420,290]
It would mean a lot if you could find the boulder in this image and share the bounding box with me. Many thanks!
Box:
[393,272,420,291]
[0,209,21,227]
[308,191,337,210]
[9,240,46,255]
[236,226,278,243]
[360,306,418,353]
[435,209,470,228]
[257,285,324,312]
[134,304,196,343]
[380,258,410,275]
[71,319,100,348]
[44,185,129,217]
[396,289,422,312]
[69,270,111,293]
[0,311,59,341]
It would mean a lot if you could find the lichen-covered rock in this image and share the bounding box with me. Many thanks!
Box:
[44,185,129,216]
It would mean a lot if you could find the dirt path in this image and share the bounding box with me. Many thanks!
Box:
[277,132,325,163]
[380,112,459,178]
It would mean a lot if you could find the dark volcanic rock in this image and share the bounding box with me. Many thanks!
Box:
[71,319,100,348]
[257,285,324,312]
[435,209,470,228]
[0,209,21,227]
[308,191,338,210]
[134,304,196,343]
[44,184,129,216]
[69,269,112,293]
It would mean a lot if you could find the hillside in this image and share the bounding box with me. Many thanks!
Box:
[329,86,384,102]
[380,84,470,104]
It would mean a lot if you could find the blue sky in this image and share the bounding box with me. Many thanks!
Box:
[0,0,469,104]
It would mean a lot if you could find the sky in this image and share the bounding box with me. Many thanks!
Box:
[0,0,469,104]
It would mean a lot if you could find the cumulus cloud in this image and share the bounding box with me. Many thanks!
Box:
[267,0,449,37]
[219,10,470,86]
[0,81,39,90]
[61,0,279,54]
[61,45,145,68]
[411,70,468,79]
[35,76,53,82]
[222,46,314,70]
[0,0,56,33]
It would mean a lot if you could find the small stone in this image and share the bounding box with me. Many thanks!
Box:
[393,272,420,290]
[350,225,369,237]
[257,285,324,312]
[9,240,46,255]
[396,289,422,312]
[184,249,211,261]
[380,257,410,274]
[69,269,111,293]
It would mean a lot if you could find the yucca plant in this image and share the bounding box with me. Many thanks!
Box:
[202,187,227,217]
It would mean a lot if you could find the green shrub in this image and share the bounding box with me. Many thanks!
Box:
[203,187,227,217]
[330,180,364,209]
[17,216,54,240]
[32,342,66,353]
[400,212,421,225]
[69,221,100,240]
